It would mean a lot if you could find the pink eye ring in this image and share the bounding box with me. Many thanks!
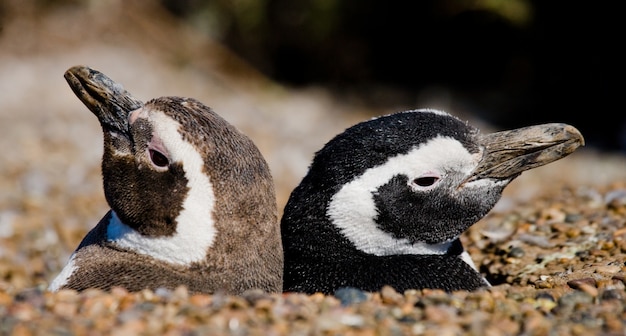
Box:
[149,149,169,168]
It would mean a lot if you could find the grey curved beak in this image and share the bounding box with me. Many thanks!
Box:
[64,65,143,134]
[468,123,584,182]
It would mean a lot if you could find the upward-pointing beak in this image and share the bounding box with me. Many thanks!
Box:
[64,65,143,135]
[467,123,585,182]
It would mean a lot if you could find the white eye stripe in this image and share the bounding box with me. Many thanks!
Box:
[327,136,475,256]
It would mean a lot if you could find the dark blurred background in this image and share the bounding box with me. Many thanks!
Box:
[158,0,624,152]
[2,0,623,151]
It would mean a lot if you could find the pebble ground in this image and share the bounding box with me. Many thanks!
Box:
[1,2,626,335]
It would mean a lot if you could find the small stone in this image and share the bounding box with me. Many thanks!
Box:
[535,292,556,302]
[567,278,598,290]
[9,303,39,321]
[0,291,13,305]
[595,265,621,275]
[534,276,555,289]
[611,274,626,284]
[52,300,79,318]
[600,288,622,301]
[565,227,581,238]
[557,291,594,311]
[564,213,583,223]
[600,241,615,251]
[575,250,591,259]
[380,286,403,305]
[534,281,553,289]
[522,309,551,334]
[577,283,598,297]
[505,257,521,264]
[551,222,570,233]
[241,288,269,305]
[480,215,517,243]
[423,305,458,324]
[540,208,567,223]
[605,189,626,207]
[612,226,626,237]
[508,246,525,258]
[334,287,368,306]
[518,233,555,248]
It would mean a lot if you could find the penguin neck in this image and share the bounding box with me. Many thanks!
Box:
[348,228,457,257]
[106,210,216,266]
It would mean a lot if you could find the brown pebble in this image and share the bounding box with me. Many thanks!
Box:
[309,292,326,303]
[189,294,212,307]
[577,283,598,297]
[52,300,79,318]
[111,319,146,336]
[82,294,117,317]
[110,287,129,297]
[54,289,79,302]
[595,265,621,275]
[565,227,581,238]
[423,305,457,324]
[10,303,40,321]
[540,208,566,224]
[0,291,13,305]
[612,274,626,284]
[604,315,624,333]
[551,222,569,233]
[380,286,403,305]
[10,324,32,336]
[534,276,555,289]
[600,241,615,251]
[522,309,551,335]
[567,278,597,289]
[612,226,626,237]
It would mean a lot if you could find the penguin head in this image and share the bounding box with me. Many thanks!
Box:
[285,109,583,255]
[65,66,278,266]
[100,96,277,239]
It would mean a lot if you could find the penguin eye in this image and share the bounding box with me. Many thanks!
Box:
[414,176,439,187]
[410,173,441,191]
[149,149,169,168]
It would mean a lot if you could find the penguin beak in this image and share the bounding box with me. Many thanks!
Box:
[466,123,584,182]
[64,65,143,135]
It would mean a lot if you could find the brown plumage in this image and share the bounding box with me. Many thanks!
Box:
[49,66,282,294]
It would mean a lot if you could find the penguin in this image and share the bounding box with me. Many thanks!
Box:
[281,109,584,294]
[49,66,283,295]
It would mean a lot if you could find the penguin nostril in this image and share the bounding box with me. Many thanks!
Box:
[149,149,169,168]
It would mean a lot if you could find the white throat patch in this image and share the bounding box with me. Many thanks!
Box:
[107,110,216,265]
[327,136,475,257]
[48,254,78,291]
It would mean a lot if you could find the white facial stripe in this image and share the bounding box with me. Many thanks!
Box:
[48,254,77,291]
[108,111,216,265]
[327,136,475,256]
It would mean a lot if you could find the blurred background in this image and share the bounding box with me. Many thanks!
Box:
[165,0,624,151]
[0,0,625,289]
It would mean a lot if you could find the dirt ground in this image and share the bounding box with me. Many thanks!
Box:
[1,2,626,334]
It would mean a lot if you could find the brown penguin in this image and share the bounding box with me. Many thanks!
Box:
[49,66,283,294]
